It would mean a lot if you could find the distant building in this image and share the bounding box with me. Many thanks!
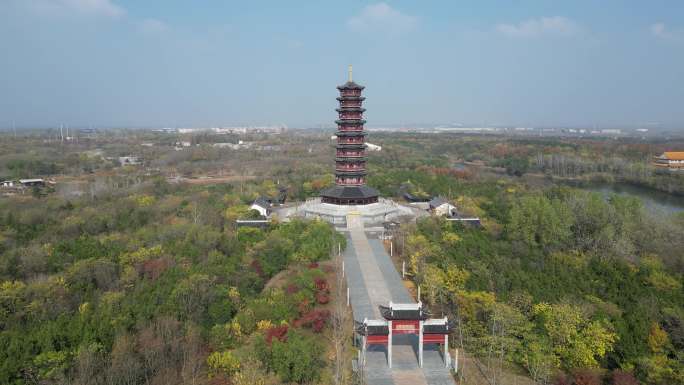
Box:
[19,179,45,187]
[1,180,16,188]
[653,152,684,170]
[250,197,272,217]
[119,156,142,166]
[365,142,382,151]
[601,129,621,135]
[428,197,456,217]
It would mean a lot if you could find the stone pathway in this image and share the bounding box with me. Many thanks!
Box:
[343,220,455,385]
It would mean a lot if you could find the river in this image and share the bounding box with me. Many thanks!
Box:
[580,183,684,215]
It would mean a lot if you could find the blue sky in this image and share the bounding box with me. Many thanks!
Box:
[1,0,683,128]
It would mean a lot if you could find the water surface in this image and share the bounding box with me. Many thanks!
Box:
[581,183,684,215]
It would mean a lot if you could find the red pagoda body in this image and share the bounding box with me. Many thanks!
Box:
[321,66,379,205]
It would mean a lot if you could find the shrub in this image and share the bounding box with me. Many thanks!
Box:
[610,370,640,385]
[265,325,288,345]
[207,351,240,377]
[572,369,602,385]
[294,309,330,333]
[315,292,329,305]
[270,331,323,383]
[314,277,328,291]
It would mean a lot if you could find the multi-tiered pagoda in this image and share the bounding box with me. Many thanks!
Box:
[321,66,379,205]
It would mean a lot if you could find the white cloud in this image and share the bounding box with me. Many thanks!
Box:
[25,0,125,18]
[138,18,169,34]
[650,22,681,40]
[496,16,579,38]
[347,2,417,35]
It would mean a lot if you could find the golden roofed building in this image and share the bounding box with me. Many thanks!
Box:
[653,152,684,170]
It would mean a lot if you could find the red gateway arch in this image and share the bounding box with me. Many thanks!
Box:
[354,302,453,368]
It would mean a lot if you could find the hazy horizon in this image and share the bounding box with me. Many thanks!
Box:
[2,1,683,129]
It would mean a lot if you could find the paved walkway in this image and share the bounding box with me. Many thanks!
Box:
[344,218,454,385]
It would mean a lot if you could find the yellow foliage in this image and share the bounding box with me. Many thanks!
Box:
[228,286,241,303]
[207,351,240,377]
[78,302,90,315]
[0,280,26,293]
[457,290,496,320]
[444,265,470,293]
[257,320,273,331]
[406,234,431,276]
[120,245,163,265]
[230,320,242,338]
[647,270,681,291]
[533,302,617,369]
[442,232,461,246]
[647,322,669,353]
[134,195,156,207]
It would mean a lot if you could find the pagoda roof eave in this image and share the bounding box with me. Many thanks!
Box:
[337,81,365,90]
[336,107,366,113]
[337,96,366,101]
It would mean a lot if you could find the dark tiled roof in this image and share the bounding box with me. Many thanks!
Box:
[423,320,455,334]
[335,119,366,125]
[403,192,430,202]
[429,196,448,208]
[379,305,430,320]
[336,107,366,113]
[321,185,379,199]
[337,81,365,90]
[252,196,271,210]
[354,321,389,336]
[336,96,366,101]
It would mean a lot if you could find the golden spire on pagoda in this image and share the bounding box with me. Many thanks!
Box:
[348,64,353,82]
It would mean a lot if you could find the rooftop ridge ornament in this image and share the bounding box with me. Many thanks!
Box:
[348,64,353,82]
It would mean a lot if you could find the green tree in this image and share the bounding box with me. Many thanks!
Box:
[533,302,617,370]
[270,331,323,383]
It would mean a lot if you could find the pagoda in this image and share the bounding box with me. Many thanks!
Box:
[321,66,380,205]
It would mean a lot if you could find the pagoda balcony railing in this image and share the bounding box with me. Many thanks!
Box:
[336,172,367,177]
[336,132,367,138]
[335,157,366,162]
[337,147,365,152]
[335,119,366,125]
[336,167,366,171]
[336,181,365,186]
[336,153,365,158]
